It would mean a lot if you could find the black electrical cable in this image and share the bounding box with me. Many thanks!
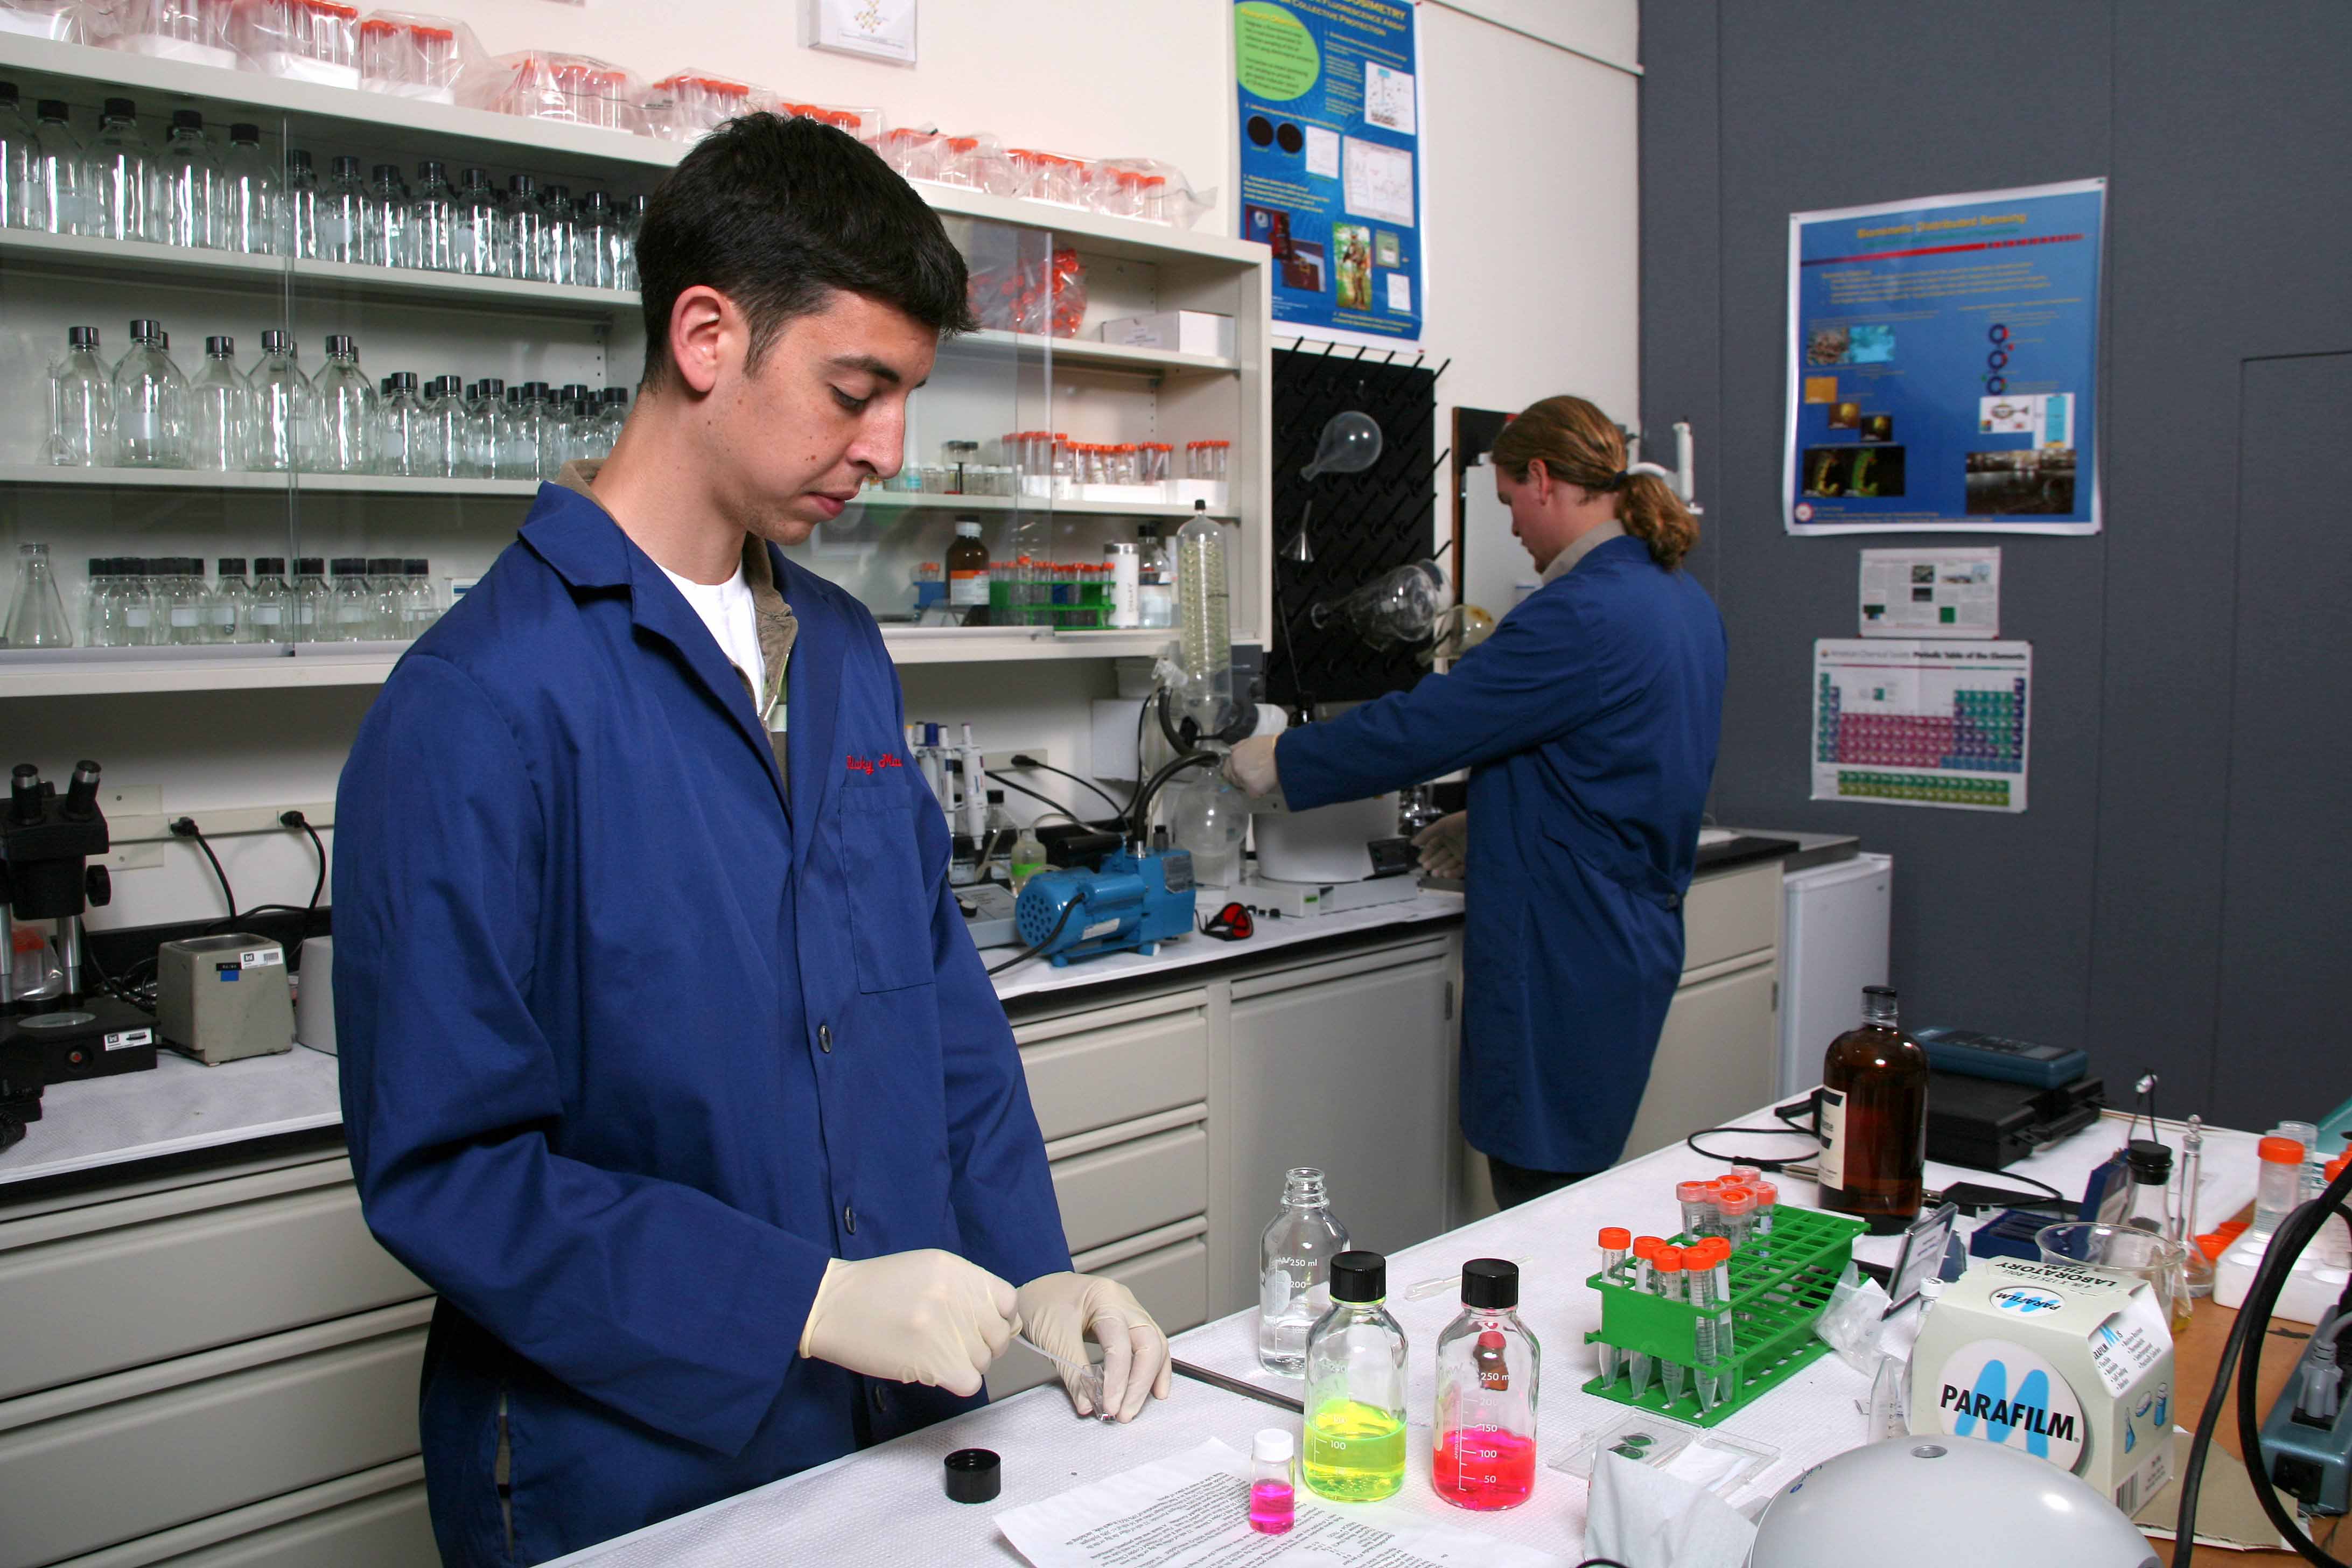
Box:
[171,817,237,920]
[982,771,1094,830]
[284,809,327,909]
[79,934,156,1014]
[1129,750,1217,845]
[1683,1095,2071,1208]
[1127,696,1152,819]
[1007,754,1126,820]
[2228,1159,2352,1566]
[984,893,1084,977]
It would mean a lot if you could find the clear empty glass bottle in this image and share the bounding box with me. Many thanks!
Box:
[1,81,30,229]
[111,319,190,467]
[502,173,542,280]
[318,155,368,263]
[190,334,250,471]
[29,99,89,235]
[409,159,456,270]
[219,122,278,254]
[282,148,319,257]
[81,557,120,647]
[614,192,645,290]
[3,542,74,648]
[206,556,250,643]
[1260,1167,1352,1375]
[248,556,293,644]
[314,335,378,473]
[159,556,204,647]
[47,325,110,466]
[1301,1251,1408,1503]
[90,97,158,242]
[403,559,438,635]
[291,556,330,642]
[158,108,221,249]
[472,376,507,477]
[365,162,407,266]
[117,559,158,646]
[379,370,426,475]
[577,189,615,287]
[424,374,465,477]
[327,557,374,640]
[452,166,499,275]
[250,330,313,473]
[539,183,577,284]
[366,557,404,637]
[1431,1259,1540,1511]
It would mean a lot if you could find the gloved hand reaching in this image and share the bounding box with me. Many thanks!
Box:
[1414,810,1467,879]
[797,1249,1019,1397]
[1222,735,1282,799]
[1016,1271,1172,1422]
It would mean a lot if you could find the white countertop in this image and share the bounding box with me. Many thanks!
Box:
[548,1107,2261,1566]
[0,894,1463,1191]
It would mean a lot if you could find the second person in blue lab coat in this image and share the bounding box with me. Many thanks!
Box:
[333,116,1170,1567]
[1226,395,1726,1209]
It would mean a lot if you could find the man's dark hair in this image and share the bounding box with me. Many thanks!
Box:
[635,113,977,388]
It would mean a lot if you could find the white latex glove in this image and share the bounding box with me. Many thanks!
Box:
[1222,734,1282,797]
[1016,1271,1172,1422]
[1414,810,1467,879]
[797,1250,1019,1397]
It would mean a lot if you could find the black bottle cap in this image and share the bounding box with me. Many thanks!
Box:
[544,182,570,199]
[103,96,135,120]
[372,162,399,180]
[481,377,505,396]
[562,382,588,400]
[525,380,550,398]
[217,557,247,575]
[1461,1257,1519,1310]
[332,557,367,576]
[332,155,361,178]
[0,82,15,106]
[86,557,104,574]
[625,193,648,214]
[206,335,233,356]
[460,166,491,188]
[296,556,325,575]
[1863,985,1897,1001]
[581,189,612,215]
[39,100,70,122]
[378,376,393,394]
[407,558,428,575]
[417,159,445,179]
[68,325,99,348]
[256,556,286,574]
[326,333,355,356]
[286,149,312,170]
[230,122,260,144]
[508,172,536,195]
[171,108,203,131]
[129,318,162,341]
[390,370,418,391]
[262,330,289,352]
[1330,1250,1387,1303]
[603,387,629,405]
[506,386,522,403]
[943,1448,1000,1504]
[2126,1138,2173,1183]
[423,376,444,397]
[367,556,401,574]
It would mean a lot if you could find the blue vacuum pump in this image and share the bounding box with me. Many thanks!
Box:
[1012,850,1198,967]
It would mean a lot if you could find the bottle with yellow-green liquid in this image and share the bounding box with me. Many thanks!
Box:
[1302,1250,1409,1502]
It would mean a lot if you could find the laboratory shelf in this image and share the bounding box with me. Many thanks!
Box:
[951,330,1242,378]
[846,492,1236,522]
[0,464,539,497]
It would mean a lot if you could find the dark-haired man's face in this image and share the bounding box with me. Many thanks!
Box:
[706,291,937,544]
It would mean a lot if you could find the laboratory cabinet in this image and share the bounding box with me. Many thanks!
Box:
[0,31,1273,700]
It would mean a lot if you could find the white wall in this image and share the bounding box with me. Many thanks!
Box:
[23,0,1642,933]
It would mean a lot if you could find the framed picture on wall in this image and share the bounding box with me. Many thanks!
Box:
[806,0,916,66]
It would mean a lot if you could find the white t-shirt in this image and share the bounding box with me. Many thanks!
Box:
[659,561,766,702]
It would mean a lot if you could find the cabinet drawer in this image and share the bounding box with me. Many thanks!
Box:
[985,1233,1210,1400]
[127,1483,433,1568]
[1016,1003,1208,1145]
[1682,861,1780,974]
[0,1179,426,1403]
[0,1322,426,1568]
[1050,1123,1208,1257]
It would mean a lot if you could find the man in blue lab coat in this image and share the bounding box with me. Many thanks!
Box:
[334,116,1168,1567]
[1227,396,1725,1209]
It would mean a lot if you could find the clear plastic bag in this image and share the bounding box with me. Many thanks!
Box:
[640,69,774,144]
[460,51,647,136]
[878,126,943,181]
[108,0,237,66]
[0,0,88,43]
[783,101,883,148]
[234,0,362,87]
[927,133,1018,197]
[1095,157,1216,229]
[967,233,1087,338]
[358,11,481,102]
[1814,1262,1893,1375]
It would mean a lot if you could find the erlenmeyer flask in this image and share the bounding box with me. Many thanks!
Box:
[1300,410,1383,481]
[5,542,75,648]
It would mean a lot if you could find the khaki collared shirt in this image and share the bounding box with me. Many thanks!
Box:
[557,460,800,791]
[1538,518,1629,585]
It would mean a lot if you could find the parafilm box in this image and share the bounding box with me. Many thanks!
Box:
[1907,1256,2175,1515]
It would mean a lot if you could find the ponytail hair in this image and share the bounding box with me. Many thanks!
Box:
[1488,395,1700,571]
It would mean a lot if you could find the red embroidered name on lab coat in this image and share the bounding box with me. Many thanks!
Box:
[844,753,905,775]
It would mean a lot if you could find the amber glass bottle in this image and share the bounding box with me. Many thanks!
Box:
[1817,985,1929,1235]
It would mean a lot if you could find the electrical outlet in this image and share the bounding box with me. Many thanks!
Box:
[981,746,1055,776]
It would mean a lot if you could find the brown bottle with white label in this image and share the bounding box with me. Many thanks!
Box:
[1817,984,1929,1235]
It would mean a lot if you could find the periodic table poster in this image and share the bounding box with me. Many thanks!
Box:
[1813,639,2032,813]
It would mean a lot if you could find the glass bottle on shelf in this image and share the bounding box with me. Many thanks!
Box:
[291,556,329,642]
[1,82,29,229]
[1301,1252,1408,1503]
[365,163,407,267]
[367,557,404,638]
[328,558,374,641]
[1138,521,1175,628]
[982,790,1017,882]
[472,377,506,478]
[614,193,646,290]
[410,159,457,271]
[190,335,250,472]
[379,370,426,477]
[218,123,277,255]
[115,559,156,646]
[158,109,221,249]
[595,387,629,457]
[79,557,108,647]
[503,173,542,281]
[160,557,204,647]
[521,381,555,478]
[1431,1260,1541,1511]
[453,167,499,276]
[282,149,319,257]
[111,319,190,468]
[250,330,312,473]
[90,97,158,242]
[47,325,110,467]
[4,543,74,648]
[540,183,577,285]
[946,517,991,626]
[314,335,379,474]
[207,557,250,645]
[30,99,89,235]
[318,155,367,263]
[427,375,466,477]
[501,385,530,476]
[248,557,293,645]
[403,559,438,635]
[577,190,615,288]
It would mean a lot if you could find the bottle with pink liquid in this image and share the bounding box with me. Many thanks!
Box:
[1431,1258,1541,1510]
[1248,1427,1295,1534]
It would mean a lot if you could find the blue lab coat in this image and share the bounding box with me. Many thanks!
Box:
[333,484,1070,1566]
[1276,535,1726,1174]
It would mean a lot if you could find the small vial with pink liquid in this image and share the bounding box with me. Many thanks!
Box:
[1249,1427,1296,1534]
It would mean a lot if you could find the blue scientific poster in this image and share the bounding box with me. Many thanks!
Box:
[1784,179,2105,535]
[1233,0,1422,341]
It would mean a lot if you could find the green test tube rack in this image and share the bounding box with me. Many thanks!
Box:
[1581,1203,1867,1427]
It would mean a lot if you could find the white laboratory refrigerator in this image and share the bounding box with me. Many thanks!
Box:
[1776,852,1893,1097]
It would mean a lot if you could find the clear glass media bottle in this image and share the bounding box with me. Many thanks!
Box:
[282,149,319,257]
[314,335,377,473]
[158,108,220,249]
[1258,1166,1350,1375]
[47,325,110,467]
[250,330,312,472]
[1431,1259,1541,1511]
[1301,1250,1408,1503]
[1818,984,1930,1235]
[1,83,29,229]
[111,319,190,468]
[219,122,277,254]
[90,96,156,242]
[189,335,250,472]
[248,557,293,644]
[30,98,90,235]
